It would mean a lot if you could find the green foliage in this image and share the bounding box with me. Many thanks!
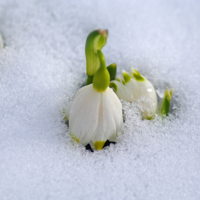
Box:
[107,63,117,81]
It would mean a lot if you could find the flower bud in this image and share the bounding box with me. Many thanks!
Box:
[158,87,174,116]
[85,30,108,85]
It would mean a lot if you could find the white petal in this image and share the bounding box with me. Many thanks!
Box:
[69,85,100,145]
[106,88,123,135]
[110,80,134,102]
[133,79,157,119]
[125,78,140,100]
[93,87,123,143]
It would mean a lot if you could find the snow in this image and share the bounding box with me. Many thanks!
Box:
[0,0,200,199]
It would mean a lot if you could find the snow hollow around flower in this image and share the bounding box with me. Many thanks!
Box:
[0,0,200,199]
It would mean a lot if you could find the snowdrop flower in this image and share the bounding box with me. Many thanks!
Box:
[0,33,3,49]
[110,69,157,119]
[66,50,122,150]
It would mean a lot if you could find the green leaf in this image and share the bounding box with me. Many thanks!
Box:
[122,70,131,83]
[107,63,117,81]
[85,30,108,79]
[158,87,174,116]
[109,82,117,92]
[131,69,145,82]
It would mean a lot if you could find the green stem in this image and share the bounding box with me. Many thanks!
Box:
[86,75,93,85]
[107,63,117,81]
[93,50,110,92]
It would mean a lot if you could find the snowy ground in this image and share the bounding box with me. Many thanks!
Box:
[0,0,200,199]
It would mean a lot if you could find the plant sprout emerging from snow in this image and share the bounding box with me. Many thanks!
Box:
[66,50,123,150]
[85,29,108,85]
[85,29,117,85]
[110,69,158,119]
[158,87,174,116]
[0,33,3,49]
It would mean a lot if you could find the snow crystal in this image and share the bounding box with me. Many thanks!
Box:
[0,0,200,199]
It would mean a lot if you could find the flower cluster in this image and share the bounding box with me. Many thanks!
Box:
[0,29,174,151]
[65,29,174,150]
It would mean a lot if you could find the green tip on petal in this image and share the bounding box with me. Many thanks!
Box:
[109,82,117,92]
[94,141,105,150]
[85,29,108,78]
[122,70,131,83]
[146,116,153,120]
[93,50,110,92]
[70,133,80,143]
[62,109,68,121]
[159,87,174,116]
[131,69,145,81]
[117,77,121,82]
[116,76,125,85]
[107,63,117,81]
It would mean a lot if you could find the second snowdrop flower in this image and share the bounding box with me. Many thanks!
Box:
[110,69,157,119]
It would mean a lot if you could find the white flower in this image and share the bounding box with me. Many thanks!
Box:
[67,84,122,150]
[0,33,3,49]
[66,50,123,150]
[110,69,157,119]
